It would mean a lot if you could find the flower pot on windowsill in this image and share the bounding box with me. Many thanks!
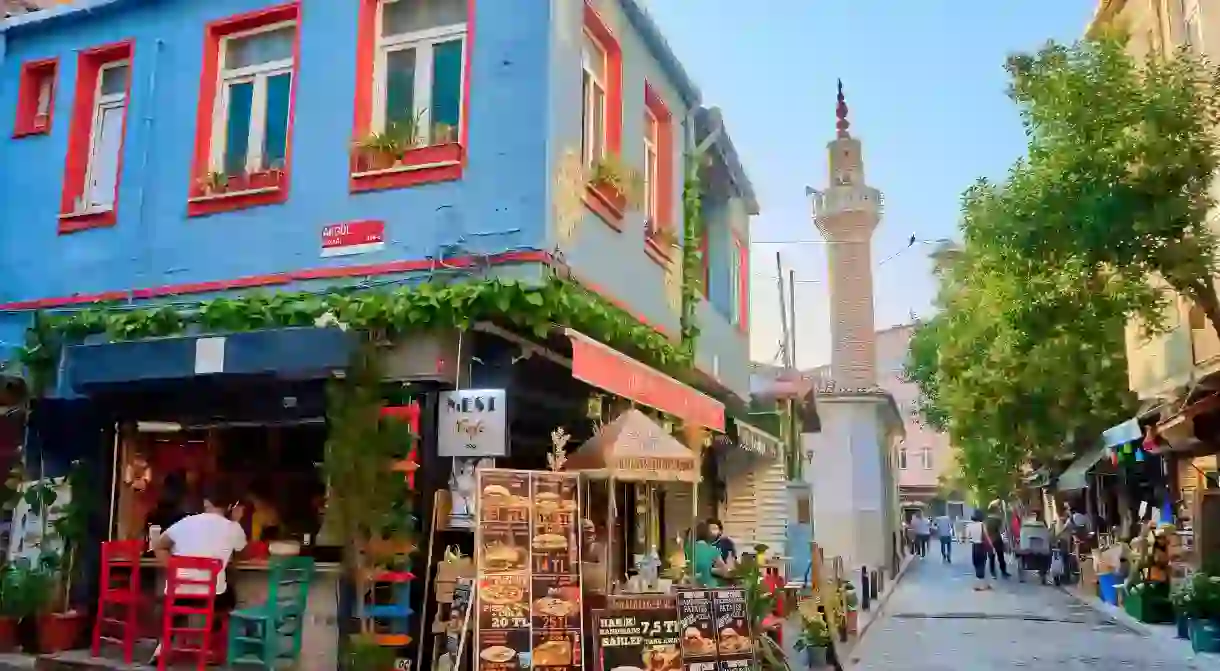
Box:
[398,142,462,168]
[32,113,49,132]
[354,149,397,173]
[247,169,282,190]
[226,173,251,193]
[586,179,626,218]
[35,610,87,654]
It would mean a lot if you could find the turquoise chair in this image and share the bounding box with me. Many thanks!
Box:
[226,556,316,668]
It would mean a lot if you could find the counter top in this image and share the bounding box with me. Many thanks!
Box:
[138,557,343,573]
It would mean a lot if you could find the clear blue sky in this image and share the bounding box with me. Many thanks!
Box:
[643,0,1098,368]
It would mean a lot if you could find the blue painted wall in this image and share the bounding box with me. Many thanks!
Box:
[1,0,753,398]
[545,0,752,397]
[0,0,550,303]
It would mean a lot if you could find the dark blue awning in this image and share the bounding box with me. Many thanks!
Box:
[65,327,354,392]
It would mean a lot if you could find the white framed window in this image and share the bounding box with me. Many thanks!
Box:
[211,21,296,177]
[372,0,467,146]
[729,238,744,325]
[82,61,129,211]
[898,448,908,470]
[920,447,933,470]
[643,107,659,224]
[581,30,607,169]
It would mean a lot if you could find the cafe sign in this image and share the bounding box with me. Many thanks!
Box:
[733,420,781,460]
[438,389,508,457]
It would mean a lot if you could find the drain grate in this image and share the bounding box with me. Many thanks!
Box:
[888,612,1118,626]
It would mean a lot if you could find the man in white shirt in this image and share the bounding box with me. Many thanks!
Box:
[912,513,931,557]
[150,486,247,662]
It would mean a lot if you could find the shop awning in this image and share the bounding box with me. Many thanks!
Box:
[66,327,355,391]
[564,328,724,431]
[1101,418,1142,448]
[1056,444,1108,492]
[564,408,699,482]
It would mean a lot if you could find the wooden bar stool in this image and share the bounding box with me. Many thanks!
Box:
[227,556,316,668]
[159,556,223,671]
[90,540,144,663]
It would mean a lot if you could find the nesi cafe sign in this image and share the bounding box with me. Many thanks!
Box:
[438,389,508,457]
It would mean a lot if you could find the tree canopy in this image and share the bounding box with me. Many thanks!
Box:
[906,35,1220,500]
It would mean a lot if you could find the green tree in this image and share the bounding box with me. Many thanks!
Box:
[986,35,1220,338]
[901,34,1219,501]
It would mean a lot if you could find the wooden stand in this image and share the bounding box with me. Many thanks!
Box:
[415,490,476,671]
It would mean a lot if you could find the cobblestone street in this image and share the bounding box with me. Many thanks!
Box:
[850,553,1211,670]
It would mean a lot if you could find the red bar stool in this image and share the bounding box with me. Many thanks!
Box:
[159,556,223,671]
[91,540,144,663]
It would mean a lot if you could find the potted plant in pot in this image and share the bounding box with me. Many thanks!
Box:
[1171,579,1195,640]
[793,608,831,669]
[1186,572,1220,654]
[842,582,859,635]
[35,462,92,653]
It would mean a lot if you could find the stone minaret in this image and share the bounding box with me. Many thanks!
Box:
[811,81,883,388]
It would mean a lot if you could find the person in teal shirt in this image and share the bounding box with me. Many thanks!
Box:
[686,522,731,587]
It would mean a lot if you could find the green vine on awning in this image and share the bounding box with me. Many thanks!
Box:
[16,276,694,391]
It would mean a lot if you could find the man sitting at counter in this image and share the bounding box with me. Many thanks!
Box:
[149,485,248,664]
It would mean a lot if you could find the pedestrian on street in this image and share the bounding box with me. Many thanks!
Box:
[984,505,1011,578]
[933,513,954,563]
[912,512,931,557]
[966,510,991,591]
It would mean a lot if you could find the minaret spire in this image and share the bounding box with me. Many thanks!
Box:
[835,79,851,138]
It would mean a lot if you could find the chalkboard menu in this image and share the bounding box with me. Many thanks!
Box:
[674,589,755,671]
[591,601,682,671]
[475,469,583,671]
[709,589,753,671]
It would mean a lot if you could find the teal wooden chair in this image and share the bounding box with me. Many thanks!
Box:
[226,556,316,668]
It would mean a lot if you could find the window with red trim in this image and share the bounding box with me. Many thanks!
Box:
[581,2,625,227]
[188,3,300,217]
[13,59,57,138]
[350,0,471,193]
[58,42,132,234]
[730,234,748,332]
[643,83,674,263]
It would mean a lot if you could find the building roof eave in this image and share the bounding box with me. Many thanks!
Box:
[2,0,128,32]
[619,0,701,110]
[695,107,759,214]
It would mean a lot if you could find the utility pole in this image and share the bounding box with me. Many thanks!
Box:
[789,269,798,370]
[776,252,792,368]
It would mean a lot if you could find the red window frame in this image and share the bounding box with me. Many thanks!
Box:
[13,58,58,138]
[581,1,625,228]
[187,2,301,217]
[642,81,674,265]
[350,0,474,193]
[58,41,134,234]
[732,231,749,333]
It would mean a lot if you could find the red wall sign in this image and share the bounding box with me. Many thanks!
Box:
[321,220,385,257]
[566,329,725,431]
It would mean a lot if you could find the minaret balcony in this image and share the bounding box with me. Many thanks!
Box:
[810,186,884,221]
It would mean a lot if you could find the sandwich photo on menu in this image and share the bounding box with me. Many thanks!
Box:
[680,627,714,656]
[481,540,525,573]
[532,533,568,551]
[532,639,572,666]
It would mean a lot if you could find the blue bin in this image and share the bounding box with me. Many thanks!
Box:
[1098,573,1120,605]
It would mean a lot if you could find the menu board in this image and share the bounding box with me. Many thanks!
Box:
[674,589,754,671]
[591,602,682,671]
[708,589,752,671]
[475,469,583,671]
[674,590,717,671]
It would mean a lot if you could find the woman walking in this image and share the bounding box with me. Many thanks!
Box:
[966,510,992,591]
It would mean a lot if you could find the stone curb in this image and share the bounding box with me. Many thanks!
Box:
[842,554,916,666]
[1058,586,1206,663]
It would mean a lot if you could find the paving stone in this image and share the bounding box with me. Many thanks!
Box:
[850,557,1212,670]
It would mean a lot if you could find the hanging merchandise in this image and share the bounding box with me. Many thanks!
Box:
[1110,450,1119,466]
[1135,448,1145,463]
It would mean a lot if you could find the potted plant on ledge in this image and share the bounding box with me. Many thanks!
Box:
[586,154,643,219]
